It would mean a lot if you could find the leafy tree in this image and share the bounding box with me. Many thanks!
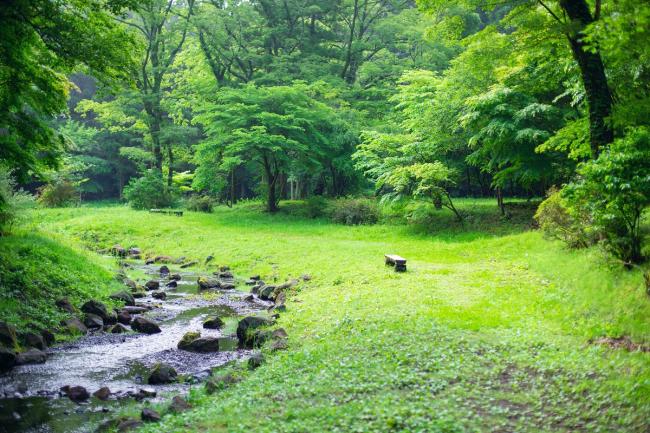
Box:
[0,0,136,179]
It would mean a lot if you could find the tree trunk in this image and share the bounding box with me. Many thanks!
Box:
[559,0,613,157]
[166,145,173,187]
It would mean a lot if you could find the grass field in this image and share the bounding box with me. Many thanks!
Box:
[7,199,650,432]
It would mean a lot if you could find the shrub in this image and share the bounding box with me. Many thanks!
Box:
[38,178,79,208]
[564,127,650,264]
[330,198,379,225]
[0,168,36,234]
[305,196,328,218]
[186,195,215,213]
[123,170,175,210]
[534,186,591,248]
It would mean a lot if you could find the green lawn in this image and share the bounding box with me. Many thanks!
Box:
[23,200,650,431]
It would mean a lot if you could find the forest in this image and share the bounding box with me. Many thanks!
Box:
[0,0,649,432]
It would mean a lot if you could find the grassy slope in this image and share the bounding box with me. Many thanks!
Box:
[35,200,650,432]
[0,230,123,338]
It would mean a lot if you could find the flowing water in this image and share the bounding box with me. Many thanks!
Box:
[0,262,269,433]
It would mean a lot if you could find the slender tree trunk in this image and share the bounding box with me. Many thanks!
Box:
[230,168,236,205]
[166,145,173,187]
[559,0,613,157]
[496,187,505,216]
[262,154,278,213]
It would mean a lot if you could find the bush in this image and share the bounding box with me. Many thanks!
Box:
[1,168,36,234]
[330,198,379,225]
[185,195,215,213]
[37,178,79,208]
[534,186,591,248]
[123,170,175,210]
[305,196,328,218]
[564,127,650,264]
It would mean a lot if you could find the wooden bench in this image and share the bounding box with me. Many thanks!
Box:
[150,209,184,217]
[385,254,407,272]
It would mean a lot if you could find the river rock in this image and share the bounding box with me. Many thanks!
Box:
[0,321,17,348]
[81,300,116,324]
[131,317,161,334]
[124,279,137,290]
[151,291,166,300]
[145,258,155,265]
[61,385,90,402]
[166,280,177,288]
[220,282,236,290]
[110,324,129,334]
[22,332,46,350]
[93,387,111,400]
[16,348,46,365]
[159,265,170,277]
[147,362,177,384]
[154,255,173,263]
[110,245,127,258]
[84,314,104,330]
[177,331,199,350]
[301,274,312,281]
[117,418,142,432]
[205,255,214,264]
[109,291,135,306]
[258,285,276,301]
[248,352,264,370]
[270,339,288,351]
[236,316,273,348]
[144,280,159,291]
[169,395,191,413]
[63,317,87,334]
[128,247,141,257]
[198,276,219,290]
[203,317,224,329]
[41,329,55,346]
[0,347,16,372]
[141,408,161,422]
[180,260,198,269]
[120,306,149,314]
[133,388,157,400]
[117,311,132,325]
[132,291,146,299]
[250,274,261,281]
[170,273,181,281]
[55,298,76,314]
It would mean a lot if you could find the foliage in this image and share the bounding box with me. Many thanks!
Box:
[534,186,590,248]
[38,178,79,208]
[123,170,175,210]
[0,0,136,179]
[304,196,329,219]
[185,195,214,213]
[564,127,650,264]
[330,198,379,225]
[0,167,35,234]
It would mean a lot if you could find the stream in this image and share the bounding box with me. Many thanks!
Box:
[0,261,270,433]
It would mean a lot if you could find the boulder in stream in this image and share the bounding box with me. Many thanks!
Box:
[40,329,55,346]
[177,331,219,352]
[110,244,127,258]
[81,300,117,324]
[62,317,87,335]
[117,311,132,325]
[16,348,47,365]
[197,276,219,290]
[203,317,224,329]
[166,280,178,288]
[124,279,137,290]
[109,291,135,306]
[61,385,90,402]
[151,291,167,300]
[258,285,276,301]
[22,332,46,350]
[147,362,177,384]
[180,260,198,269]
[84,314,104,330]
[141,408,161,422]
[0,347,16,372]
[0,321,18,348]
[93,387,111,400]
[144,280,160,291]
[169,395,191,413]
[236,316,273,348]
[110,324,129,334]
[131,317,161,334]
[154,255,174,263]
[117,418,143,432]
[159,265,170,277]
[170,273,182,281]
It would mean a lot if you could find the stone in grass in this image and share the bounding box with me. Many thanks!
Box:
[55,298,76,314]
[205,373,239,395]
[248,352,265,370]
[16,348,47,365]
[203,317,224,329]
[131,317,161,334]
[141,407,161,422]
[169,395,191,413]
[116,418,143,432]
[93,387,111,400]
[147,362,177,385]
[151,291,167,300]
[236,316,273,348]
[81,300,117,325]
[0,321,18,348]
[180,260,198,269]
[270,339,288,351]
